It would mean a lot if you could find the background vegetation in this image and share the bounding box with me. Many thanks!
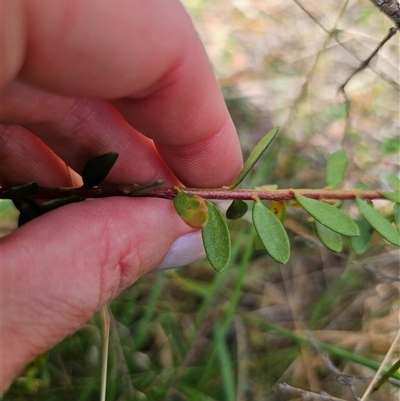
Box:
[2,0,399,400]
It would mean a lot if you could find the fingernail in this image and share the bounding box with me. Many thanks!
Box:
[156,231,205,270]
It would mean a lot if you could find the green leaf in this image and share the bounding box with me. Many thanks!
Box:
[315,221,342,252]
[202,201,231,272]
[355,198,400,246]
[382,192,400,204]
[386,173,400,191]
[252,202,290,264]
[82,152,119,187]
[394,204,400,235]
[41,196,85,213]
[254,234,266,251]
[1,182,39,198]
[229,127,279,189]
[351,216,374,254]
[226,200,248,220]
[382,137,400,155]
[174,190,209,229]
[127,179,165,196]
[294,193,359,237]
[326,150,348,188]
[12,200,42,227]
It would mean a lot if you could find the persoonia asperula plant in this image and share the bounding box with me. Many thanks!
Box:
[1,127,399,272]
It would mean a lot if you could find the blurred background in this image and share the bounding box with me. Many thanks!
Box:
[3,0,399,400]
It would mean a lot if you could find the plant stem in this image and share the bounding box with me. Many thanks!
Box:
[0,185,387,201]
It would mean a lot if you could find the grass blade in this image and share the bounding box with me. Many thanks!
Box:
[215,321,236,401]
[100,305,110,401]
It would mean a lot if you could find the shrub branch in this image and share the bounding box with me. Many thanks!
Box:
[0,185,386,202]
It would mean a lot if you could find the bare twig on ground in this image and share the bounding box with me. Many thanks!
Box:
[276,382,348,401]
[292,0,400,91]
[303,322,369,400]
[339,27,398,93]
[362,262,400,282]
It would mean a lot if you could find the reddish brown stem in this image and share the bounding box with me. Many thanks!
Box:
[0,186,386,201]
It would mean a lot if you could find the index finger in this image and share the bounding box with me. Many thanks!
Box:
[17,0,243,187]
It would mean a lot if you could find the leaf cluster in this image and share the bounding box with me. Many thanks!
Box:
[174,129,400,272]
[8,153,163,227]
[2,127,399,270]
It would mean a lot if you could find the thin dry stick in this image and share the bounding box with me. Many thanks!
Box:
[276,382,347,401]
[292,0,400,91]
[302,320,365,399]
[339,27,398,93]
[361,262,400,282]
[100,305,111,401]
[286,0,350,132]
[359,328,400,401]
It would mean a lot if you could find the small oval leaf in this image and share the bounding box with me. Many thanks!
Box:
[351,216,374,254]
[202,201,231,271]
[252,202,290,264]
[315,221,342,252]
[41,196,85,213]
[269,200,287,222]
[386,173,400,192]
[82,152,119,187]
[294,193,359,237]
[326,150,348,188]
[229,127,279,189]
[1,182,39,198]
[393,204,400,235]
[127,179,165,196]
[226,200,248,220]
[355,198,400,246]
[12,200,42,227]
[382,192,400,204]
[174,190,209,229]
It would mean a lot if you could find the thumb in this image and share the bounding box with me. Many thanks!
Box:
[0,197,191,391]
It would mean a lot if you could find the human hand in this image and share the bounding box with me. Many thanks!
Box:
[0,0,242,392]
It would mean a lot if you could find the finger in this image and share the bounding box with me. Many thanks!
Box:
[157,231,205,270]
[0,125,71,187]
[1,0,26,86]
[11,0,243,187]
[1,81,178,186]
[18,0,190,98]
[0,197,191,390]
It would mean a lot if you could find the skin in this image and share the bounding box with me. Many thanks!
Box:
[0,0,243,393]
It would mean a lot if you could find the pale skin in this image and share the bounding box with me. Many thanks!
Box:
[0,0,243,393]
